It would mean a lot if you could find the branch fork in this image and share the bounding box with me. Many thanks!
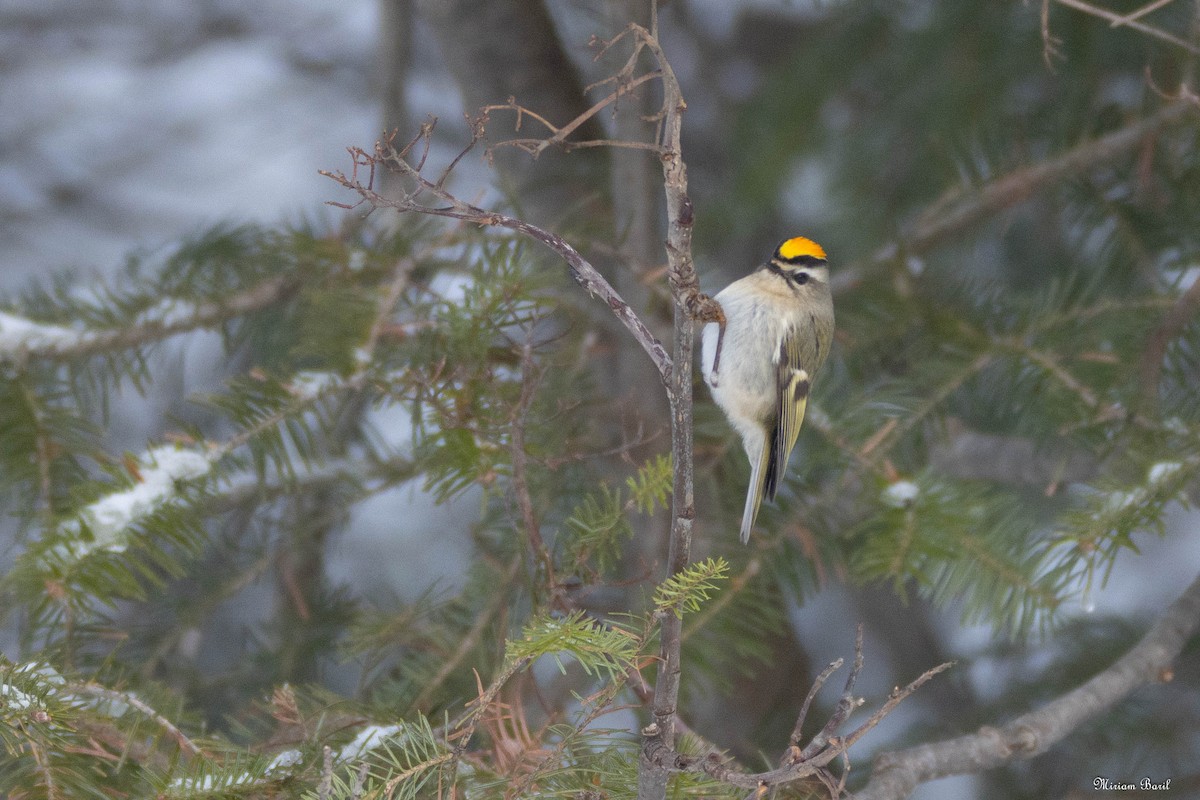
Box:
[642,626,952,797]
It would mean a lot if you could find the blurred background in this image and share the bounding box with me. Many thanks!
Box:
[3,1,1200,797]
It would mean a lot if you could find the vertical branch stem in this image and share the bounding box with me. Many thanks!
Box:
[640,5,700,798]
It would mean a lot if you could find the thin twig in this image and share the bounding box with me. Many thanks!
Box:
[1109,0,1180,28]
[787,657,845,755]
[482,70,662,158]
[1041,0,1064,66]
[1055,0,1200,53]
[509,333,556,591]
[648,655,953,791]
[1136,271,1200,413]
[799,625,865,762]
[67,683,202,756]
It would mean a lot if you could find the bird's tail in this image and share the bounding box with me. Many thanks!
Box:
[740,435,771,544]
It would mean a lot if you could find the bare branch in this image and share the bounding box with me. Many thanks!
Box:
[1109,0,1181,28]
[788,657,845,754]
[632,9,710,797]
[856,570,1200,800]
[481,70,663,159]
[798,626,866,762]
[321,122,673,385]
[1054,0,1200,54]
[642,644,952,792]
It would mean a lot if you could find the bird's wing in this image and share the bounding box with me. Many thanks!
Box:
[763,323,814,501]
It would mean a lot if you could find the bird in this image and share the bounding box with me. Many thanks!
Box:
[700,236,835,543]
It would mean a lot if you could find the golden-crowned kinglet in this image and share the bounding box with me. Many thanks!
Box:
[700,237,835,543]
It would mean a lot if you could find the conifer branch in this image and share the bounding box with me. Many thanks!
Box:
[28,739,57,800]
[856,569,1200,800]
[37,257,417,579]
[865,353,993,467]
[0,274,299,363]
[16,376,54,515]
[211,254,416,457]
[929,422,1100,490]
[411,557,522,711]
[836,100,1198,292]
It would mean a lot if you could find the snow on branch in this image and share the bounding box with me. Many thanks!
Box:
[47,446,215,566]
[0,274,296,363]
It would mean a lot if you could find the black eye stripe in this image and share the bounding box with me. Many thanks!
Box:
[791,272,810,285]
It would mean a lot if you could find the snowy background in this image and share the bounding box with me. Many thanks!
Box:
[0,0,379,289]
[0,0,489,595]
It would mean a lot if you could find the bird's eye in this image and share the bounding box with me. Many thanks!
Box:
[792,271,810,285]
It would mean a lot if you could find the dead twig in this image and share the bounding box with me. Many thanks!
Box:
[798,625,867,762]
[1054,0,1200,54]
[1109,0,1180,28]
[481,70,662,158]
[321,120,673,387]
[641,632,952,793]
[787,657,845,757]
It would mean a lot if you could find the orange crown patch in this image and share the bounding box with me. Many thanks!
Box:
[776,236,827,261]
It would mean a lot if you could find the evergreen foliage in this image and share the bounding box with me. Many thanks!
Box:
[1,1,1199,798]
